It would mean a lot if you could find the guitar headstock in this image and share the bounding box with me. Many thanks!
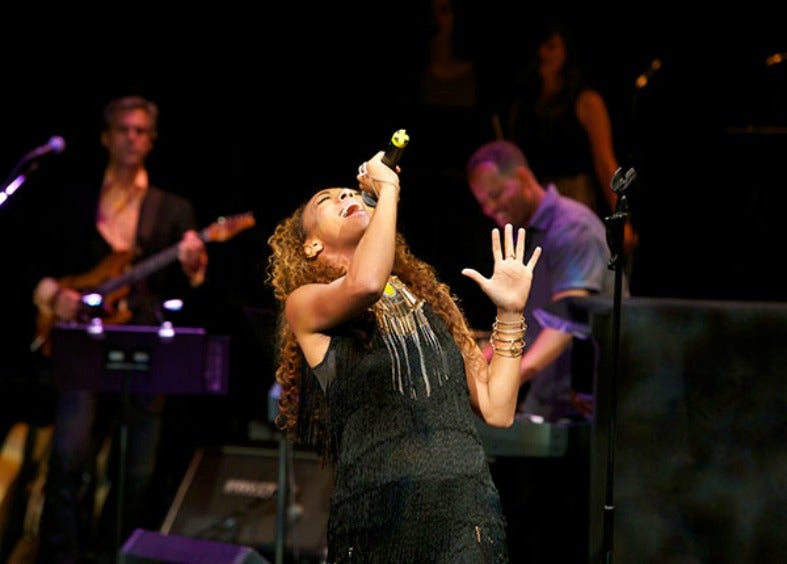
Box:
[202,212,256,243]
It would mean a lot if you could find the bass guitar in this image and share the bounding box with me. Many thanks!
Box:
[32,211,255,357]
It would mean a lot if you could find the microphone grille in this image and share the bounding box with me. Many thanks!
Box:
[48,136,66,154]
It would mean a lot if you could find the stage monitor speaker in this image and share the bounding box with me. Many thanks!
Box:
[588,297,787,563]
[160,444,332,562]
[120,528,268,563]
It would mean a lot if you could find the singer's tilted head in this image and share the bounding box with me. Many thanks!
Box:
[266,186,376,294]
[266,149,401,296]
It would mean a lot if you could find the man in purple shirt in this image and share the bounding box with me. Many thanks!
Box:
[466,138,626,423]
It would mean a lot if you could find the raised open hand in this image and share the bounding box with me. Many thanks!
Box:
[461,223,541,312]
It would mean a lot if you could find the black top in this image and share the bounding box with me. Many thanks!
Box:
[310,305,508,563]
[510,89,593,182]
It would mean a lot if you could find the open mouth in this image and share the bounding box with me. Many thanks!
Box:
[340,202,363,218]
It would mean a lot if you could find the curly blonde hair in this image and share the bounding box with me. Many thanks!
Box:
[265,200,482,451]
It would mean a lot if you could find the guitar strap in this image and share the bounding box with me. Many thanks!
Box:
[136,186,164,256]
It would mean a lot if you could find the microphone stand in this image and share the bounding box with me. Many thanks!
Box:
[601,166,636,564]
[1,136,66,209]
[0,160,41,209]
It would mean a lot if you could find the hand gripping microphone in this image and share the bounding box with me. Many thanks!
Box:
[362,129,410,207]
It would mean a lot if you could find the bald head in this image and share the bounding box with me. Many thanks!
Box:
[466,139,530,177]
[466,140,543,229]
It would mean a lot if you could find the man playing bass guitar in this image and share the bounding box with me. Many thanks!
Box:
[30,95,209,564]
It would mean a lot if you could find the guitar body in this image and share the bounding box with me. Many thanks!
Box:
[57,250,135,322]
[0,423,28,536]
[33,252,135,358]
[0,422,52,562]
[57,250,133,292]
[0,423,53,563]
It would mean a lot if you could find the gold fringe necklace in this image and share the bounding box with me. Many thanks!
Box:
[371,276,447,398]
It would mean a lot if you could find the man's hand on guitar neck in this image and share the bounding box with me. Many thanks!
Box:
[33,277,82,322]
[178,229,208,287]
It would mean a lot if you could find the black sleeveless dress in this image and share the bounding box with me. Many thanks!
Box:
[310,301,508,563]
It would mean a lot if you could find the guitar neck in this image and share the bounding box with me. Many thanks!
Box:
[94,229,208,295]
[94,247,178,295]
[86,212,254,298]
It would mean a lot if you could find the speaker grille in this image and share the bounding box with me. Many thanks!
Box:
[161,445,332,561]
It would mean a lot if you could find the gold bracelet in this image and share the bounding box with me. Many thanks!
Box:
[490,315,527,358]
[490,337,526,358]
[491,317,527,338]
[492,316,527,332]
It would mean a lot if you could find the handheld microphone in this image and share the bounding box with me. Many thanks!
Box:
[381,129,409,169]
[363,129,409,207]
[23,136,66,162]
